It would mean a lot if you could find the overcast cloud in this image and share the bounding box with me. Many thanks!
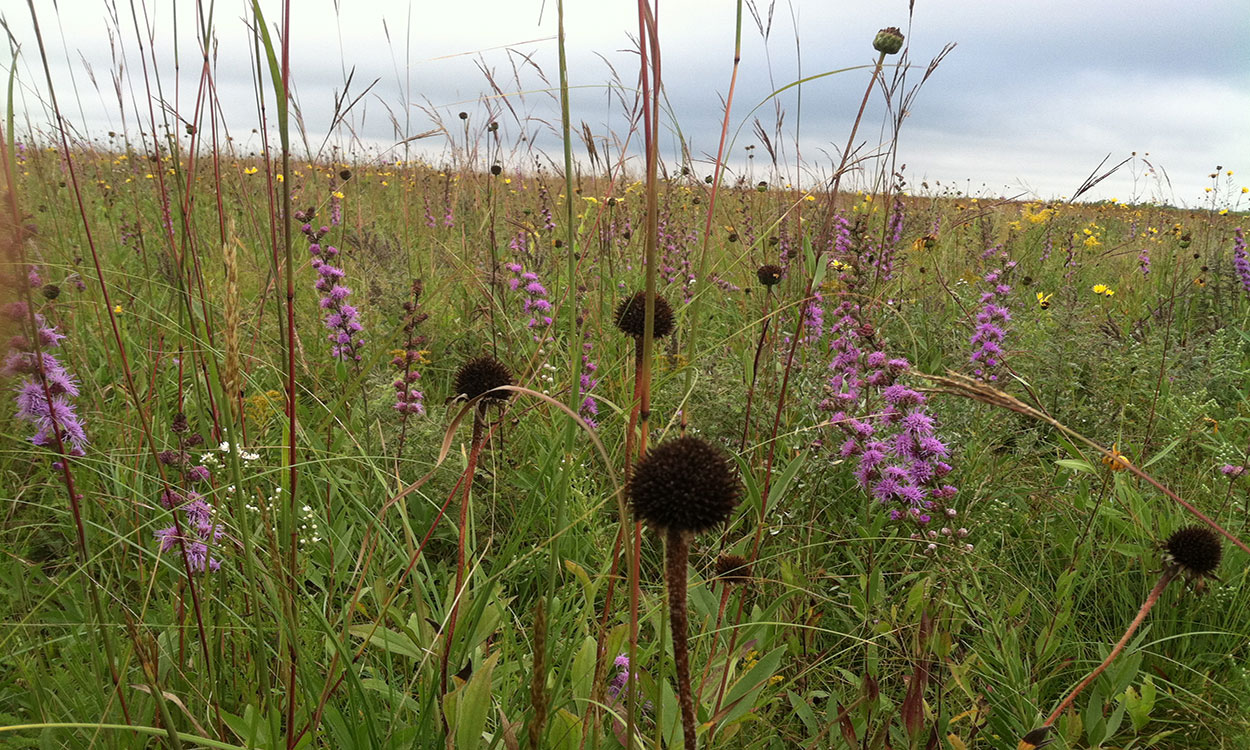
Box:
[4,0,1247,204]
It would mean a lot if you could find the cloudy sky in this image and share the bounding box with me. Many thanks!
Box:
[5,0,1248,204]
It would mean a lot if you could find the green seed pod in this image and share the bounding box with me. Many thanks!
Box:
[873,27,905,55]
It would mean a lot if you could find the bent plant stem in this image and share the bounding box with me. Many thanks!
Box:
[1043,567,1177,727]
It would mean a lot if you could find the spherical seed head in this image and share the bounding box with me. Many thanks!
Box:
[1165,525,1222,578]
[873,27,905,55]
[757,264,783,287]
[454,356,513,405]
[628,436,741,534]
[41,284,61,300]
[714,553,752,585]
[614,291,674,339]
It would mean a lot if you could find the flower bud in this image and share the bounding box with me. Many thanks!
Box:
[873,27,904,55]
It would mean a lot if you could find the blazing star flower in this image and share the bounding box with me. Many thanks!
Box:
[298,210,364,361]
[392,281,429,418]
[504,259,554,340]
[6,313,88,458]
[579,334,600,428]
[1233,228,1249,294]
[970,246,1014,381]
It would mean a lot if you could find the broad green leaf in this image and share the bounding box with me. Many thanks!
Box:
[347,625,424,660]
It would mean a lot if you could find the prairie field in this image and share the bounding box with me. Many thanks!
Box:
[1,3,1249,749]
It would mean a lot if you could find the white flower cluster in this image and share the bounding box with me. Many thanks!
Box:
[200,441,261,468]
[243,486,322,546]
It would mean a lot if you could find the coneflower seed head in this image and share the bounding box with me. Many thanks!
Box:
[614,291,674,339]
[454,356,513,404]
[1165,525,1222,578]
[628,436,741,534]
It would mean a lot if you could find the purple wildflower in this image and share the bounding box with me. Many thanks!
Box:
[1233,228,1249,293]
[970,246,1014,381]
[298,210,364,361]
[7,313,88,457]
[154,490,224,574]
[579,333,599,428]
[504,259,554,340]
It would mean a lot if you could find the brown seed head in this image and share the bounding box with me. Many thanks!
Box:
[628,436,741,534]
[1164,525,1222,579]
[454,356,513,405]
[756,264,783,287]
[714,553,753,585]
[614,291,674,339]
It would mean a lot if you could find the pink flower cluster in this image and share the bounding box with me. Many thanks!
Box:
[297,210,364,362]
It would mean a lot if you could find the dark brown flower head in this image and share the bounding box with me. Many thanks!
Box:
[628,436,741,534]
[454,356,513,405]
[339,169,352,181]
[41,284,61,300]
[614,291,674,339]
[1164,525,1222,579]
[873,27,905,55]
[171,413,189,434]
[756,264,783,287]
[714,553,753,586]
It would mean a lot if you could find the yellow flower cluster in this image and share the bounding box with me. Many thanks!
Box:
[1091,284,1115,297]
[1020,203,1057,224]
[1081,222,1103,248]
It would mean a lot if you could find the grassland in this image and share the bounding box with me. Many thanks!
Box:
[2,6,1249,750]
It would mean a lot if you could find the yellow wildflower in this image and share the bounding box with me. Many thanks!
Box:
[113,304,123,314]
[1036,292,1052,309]
[1101,445,1131,472]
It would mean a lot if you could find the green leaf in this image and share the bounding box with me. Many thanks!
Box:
[718,646,785,727]
[570,637,596,706]
[1141,437,1182,468]
[449,652,499,750]
[347,625,424,660]
[1056,458,1096,475]
[548,708,583,750]
[766,453,807,513]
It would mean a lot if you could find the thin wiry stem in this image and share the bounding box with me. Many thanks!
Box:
[1044,567,1176,727]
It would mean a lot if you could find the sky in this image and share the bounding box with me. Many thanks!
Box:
[4,0,1248,205]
